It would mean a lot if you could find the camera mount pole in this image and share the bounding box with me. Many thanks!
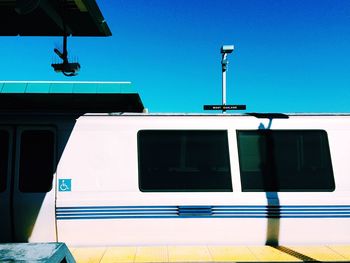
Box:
[221,52,228,113]
[203,45,246,112]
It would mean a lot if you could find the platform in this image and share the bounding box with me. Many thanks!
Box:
[70,245,350,262]
[0,242,75,262]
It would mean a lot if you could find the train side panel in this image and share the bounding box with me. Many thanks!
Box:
[55,115,350,246]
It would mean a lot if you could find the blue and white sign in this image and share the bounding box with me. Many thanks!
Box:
[58,179,71,192]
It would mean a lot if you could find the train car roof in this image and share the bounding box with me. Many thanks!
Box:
[0,81,144,113]
[0,0,111,36]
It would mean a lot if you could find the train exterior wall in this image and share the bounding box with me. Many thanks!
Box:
[53,114,350,246]
[1,113,349,245]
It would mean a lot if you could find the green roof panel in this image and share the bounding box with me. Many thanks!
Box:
[26,83,50,93]
[49,83,74,93]
[97,83,120,93]
[73,83,99,93]
[2,83,27,93]
[0,81,134,94]
[120,84,136,94]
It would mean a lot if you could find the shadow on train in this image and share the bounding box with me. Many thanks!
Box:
[259,119,319,262]
[258,118,280,246]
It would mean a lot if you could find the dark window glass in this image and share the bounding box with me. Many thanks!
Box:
[237,130,335,192]
[0,131,9,192]
[19,130,55,193]
[138,130,232,192]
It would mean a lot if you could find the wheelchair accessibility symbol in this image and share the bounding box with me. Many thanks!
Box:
[59,179,71,192]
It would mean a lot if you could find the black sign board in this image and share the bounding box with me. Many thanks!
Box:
[203,105,247,111]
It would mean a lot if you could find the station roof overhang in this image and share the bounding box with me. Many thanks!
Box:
[0,81,144,113]
[0,0,111,36]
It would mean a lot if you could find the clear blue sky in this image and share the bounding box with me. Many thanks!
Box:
[1,0,350,113]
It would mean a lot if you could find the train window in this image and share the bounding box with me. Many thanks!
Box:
[19,130,55,193]
[237,130,335,192]
[138,130,232,192]
[0,131,9,192]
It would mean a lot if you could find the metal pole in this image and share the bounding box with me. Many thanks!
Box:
[221,53,228,113]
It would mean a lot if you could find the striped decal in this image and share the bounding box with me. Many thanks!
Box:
[56,205,350,220]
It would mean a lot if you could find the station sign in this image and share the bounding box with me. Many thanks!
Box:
[203,105,246,111]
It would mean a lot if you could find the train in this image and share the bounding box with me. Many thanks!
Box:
[0,83,350,247]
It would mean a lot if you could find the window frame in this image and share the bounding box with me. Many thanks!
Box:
[236,129,335,192]
[18,127,56,193]
[137,129,233,192]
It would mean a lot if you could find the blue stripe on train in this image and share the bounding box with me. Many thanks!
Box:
[56,205,350,220]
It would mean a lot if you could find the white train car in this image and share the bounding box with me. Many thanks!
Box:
[0,82,350,247]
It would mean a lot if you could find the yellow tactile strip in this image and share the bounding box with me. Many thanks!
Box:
[70,245,350,263]
[208,246,256,262]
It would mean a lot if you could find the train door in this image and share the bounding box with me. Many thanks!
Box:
[0,126,57,242]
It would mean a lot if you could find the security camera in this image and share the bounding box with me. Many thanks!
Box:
[221,45,234,54]
[51,62,80,77]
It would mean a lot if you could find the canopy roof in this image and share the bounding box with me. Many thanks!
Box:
[0,0,111,36]
[0,81,144,113]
